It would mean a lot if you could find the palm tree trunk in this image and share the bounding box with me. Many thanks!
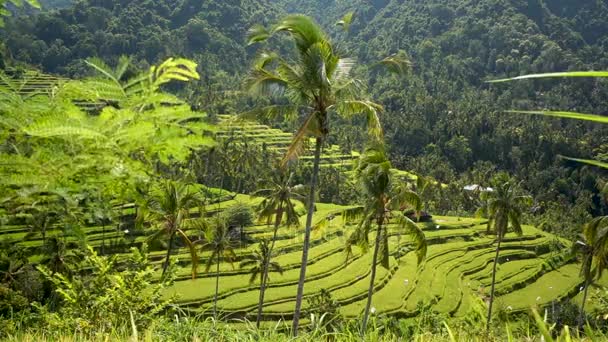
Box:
[292,136,323,337]
[361,218,383,336]
[486,234,503,331]
[579,278,591,327]
[161,229,177,279]
[256,205,283,328]
[214,254,221,321]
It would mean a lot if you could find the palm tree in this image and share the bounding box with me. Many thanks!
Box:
[250,171,303,327]
[346,144,427,335]
[9,189,71,245]
[239,240,284,323]
[476,174,531,330]
[573,216,608,326]
[246,15,404,335]
[202,217,238,321]
[142,180,200,280]
[40,237,77,275]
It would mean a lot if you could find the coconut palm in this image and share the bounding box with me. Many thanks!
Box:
[142,180,200,280]
[240,240,284,284]
[201,217,238,321]
[246,15,406,334]
[476,174,531,330]
[239,240,284,323]
[573,216,608,326]
[346,144,427,335]
[250,171,303,327]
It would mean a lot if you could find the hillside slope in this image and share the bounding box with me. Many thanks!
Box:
[1,0,283,75]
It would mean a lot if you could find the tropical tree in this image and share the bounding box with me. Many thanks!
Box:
[201,217,238,321]
[246,14,405,334]
[250,171,304,327]
[6,189,74,245]
[239,240,284,324]
[141,180,200,280]
[476,174,531,330]
[573,216,608,326]
[345,144,427,335]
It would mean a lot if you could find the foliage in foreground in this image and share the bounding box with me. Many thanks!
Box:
[3,310,608,342]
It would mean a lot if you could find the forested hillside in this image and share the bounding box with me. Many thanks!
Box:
[3,0,607,239]
[3,0,608,239]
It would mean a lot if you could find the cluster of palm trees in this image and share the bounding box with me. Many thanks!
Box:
[133,13,608,336]
[245,13,414,335]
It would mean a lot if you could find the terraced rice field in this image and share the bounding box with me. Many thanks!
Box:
[3,186,596,324]
[158,209,591,323]
[216,114,361,172]
[0,73,598,323]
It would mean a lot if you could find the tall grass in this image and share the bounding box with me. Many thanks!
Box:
[4,314,606,342]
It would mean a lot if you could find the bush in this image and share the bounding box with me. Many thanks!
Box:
[36,244,175,335]
[222,203,254,229]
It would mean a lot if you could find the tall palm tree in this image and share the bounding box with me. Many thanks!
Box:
[202,217,238,321]
[573,216,608,326]
[250,171,303,327]
[476,174,531,331]
[142,180,200,280]
[246,15,403,335]
[239,240,284,323]
[346,144,427,335]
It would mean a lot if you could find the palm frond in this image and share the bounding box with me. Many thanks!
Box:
[394,186,422,213]
[336,11,355,32]
[176,229,198,279]
[281,112,317,167]
[247,24,271,45]
[507,211,523,236]
[341,205,365,225]
[397,215,427,264]
[245,68,288,97]
[375,51,412,76]
[248,269,259,284]
[272,15,327,55]
[332,100,384,141]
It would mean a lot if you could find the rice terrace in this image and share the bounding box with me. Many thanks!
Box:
[1,0,608,341]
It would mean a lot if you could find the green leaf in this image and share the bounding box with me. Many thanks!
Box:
[489,71,608,83]
[505,110,608,124]
[559,156,608,170]
[531,308,554,342]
